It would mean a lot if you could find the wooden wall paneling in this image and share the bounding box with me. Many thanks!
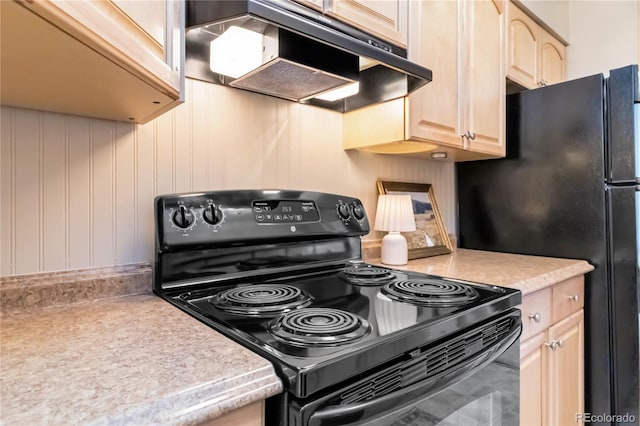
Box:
[1,83,457,276]
[297,106,344,192]
[174,82,192,193]
[202,85,218,190]
[67,116,92,268]
[42,113,67,271]
[286,103,303,189]
[262,97,288,189]
[1,108,15,275]
[135,119,156,263]
[154,105,175,195]
[91,120,116,266]
[115,122,136,263]
[190,80,208,191]
[227,90,258,189]
[207,84,237,190]
[13,109,41,274]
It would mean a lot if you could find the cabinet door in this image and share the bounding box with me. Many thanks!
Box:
[463,0,505,156]
[111,0,167,48]
[2,0,183,123]
[547,310,584,426]
[406,0,462,148]
[327,0,407,48]
[505,1,538,89]
[539,30,566,86]
[38,0,181,92]
[520,332,548,426]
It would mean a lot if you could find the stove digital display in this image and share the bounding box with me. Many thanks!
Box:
[252,200,320,224]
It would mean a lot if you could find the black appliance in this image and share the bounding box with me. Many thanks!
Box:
[457,64,639,423]
[185,0,432,112]
[153,189,522,425]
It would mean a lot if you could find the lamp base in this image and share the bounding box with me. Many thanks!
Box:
[380,231,409,265]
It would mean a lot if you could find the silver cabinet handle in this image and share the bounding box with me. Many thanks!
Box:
[568,294,579,303]
[545,340,559,351]
[461,131,474,145]
[461,131,476,141]
[545,339,564,351]
[528,312,542,323]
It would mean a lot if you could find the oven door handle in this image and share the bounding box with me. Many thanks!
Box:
[308,324,521,426]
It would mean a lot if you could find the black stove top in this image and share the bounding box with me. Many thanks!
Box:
[153,190,521,400]
[165,262,519,397]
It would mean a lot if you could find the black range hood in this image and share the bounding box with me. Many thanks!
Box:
[185,0,433,112]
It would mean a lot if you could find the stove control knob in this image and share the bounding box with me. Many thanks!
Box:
[337,204,351,220]
[172,205,195,229]
[203,203,222,225]
[352,204,365,221]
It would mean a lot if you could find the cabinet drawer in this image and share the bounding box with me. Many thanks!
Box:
[552,276,584,323]
[521,288,552,341]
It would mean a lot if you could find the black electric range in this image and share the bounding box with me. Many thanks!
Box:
[153,190,522,426]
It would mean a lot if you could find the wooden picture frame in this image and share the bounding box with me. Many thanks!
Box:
[377,180,452,259]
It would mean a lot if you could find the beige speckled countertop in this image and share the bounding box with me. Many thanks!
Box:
[0,286,282,425]
[371,249,594,296]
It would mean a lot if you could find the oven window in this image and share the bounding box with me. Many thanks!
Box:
[362,343,519,426]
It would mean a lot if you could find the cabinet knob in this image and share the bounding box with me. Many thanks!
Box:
[568,294,579,303]
[469,131,476,140]
[528,312,542,323]
[545,340,559,351]
[556,339,564,348]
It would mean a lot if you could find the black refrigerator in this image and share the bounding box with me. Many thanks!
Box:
[457,64,639,423]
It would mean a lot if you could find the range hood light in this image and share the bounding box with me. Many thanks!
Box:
[313,82,360,102]
[210,26,263,79]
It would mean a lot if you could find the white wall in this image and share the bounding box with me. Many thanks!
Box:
[566,0,639,79]
[0,79,455,276]
[519,0,571,42]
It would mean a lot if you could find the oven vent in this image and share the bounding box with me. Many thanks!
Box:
[337,316,514,405]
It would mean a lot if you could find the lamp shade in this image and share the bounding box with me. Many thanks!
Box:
[374,195,417,232]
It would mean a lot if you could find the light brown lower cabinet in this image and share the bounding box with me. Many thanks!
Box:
[520,276,584,426]
[198,400,264,426]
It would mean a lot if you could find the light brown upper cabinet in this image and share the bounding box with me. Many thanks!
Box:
[344,0,506,161]
[292,0,408,48]
[0,0,184,124]
[326,0,408,49]
[506,1,566,89]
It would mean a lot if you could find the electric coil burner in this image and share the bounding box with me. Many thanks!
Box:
[382,278,480,307]
[337,264,396,286]
[270,308,370,346]
[211,284,313,317]
[153,190,522,426]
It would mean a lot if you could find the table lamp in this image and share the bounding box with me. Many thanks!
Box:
[374,194,416,265]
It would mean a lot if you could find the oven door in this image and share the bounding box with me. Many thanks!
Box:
[295,311,521,426]
[360,338,519,426]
